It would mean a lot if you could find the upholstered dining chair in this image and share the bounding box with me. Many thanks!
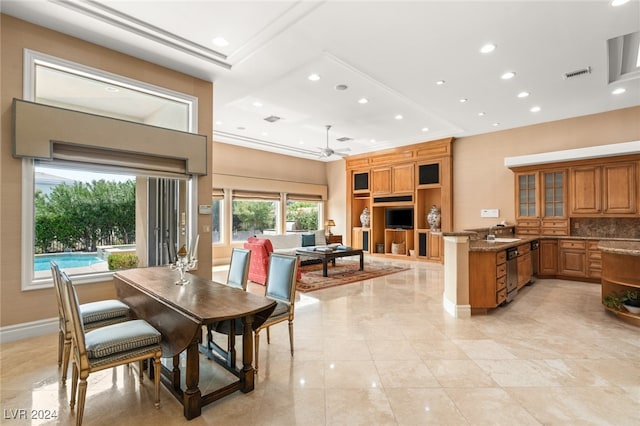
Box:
[254,253,298,372]
[58,271,162,426]
[50,261,130,385]
[206,248,251,367]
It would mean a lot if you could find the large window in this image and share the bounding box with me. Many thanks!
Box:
[286,196,323,231]
[232,192,280,241]
[211,189,224,244]
[23,50,198,289]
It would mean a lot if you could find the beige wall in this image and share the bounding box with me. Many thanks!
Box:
[453,107,640,230]
[0,15,213,327]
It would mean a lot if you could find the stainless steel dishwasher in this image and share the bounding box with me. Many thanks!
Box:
[506,247,519,302]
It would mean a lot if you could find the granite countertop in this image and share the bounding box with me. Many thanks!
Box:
[598,240,640,256]
[469,236,538,252]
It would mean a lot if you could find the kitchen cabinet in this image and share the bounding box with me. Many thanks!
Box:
[558,239,587,278]
[469,250,508,310]
[600,242,640,327]
[570,162,637,216]
[587,240,601,279]
[516,243,531,289]
[539,239,557,276]
[513,169,568,235]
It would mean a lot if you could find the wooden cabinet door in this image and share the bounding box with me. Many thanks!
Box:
[570,166,601,214]
[558,240,586,277]
[517,252,532,288]
[352,228,363,250]
[515,172,538,219]
[542,169,567,218]
[392,163,414,193]
[426,231,442,262]
[602,162,637,214]
[539,240,557,275]
[371,168,391,194]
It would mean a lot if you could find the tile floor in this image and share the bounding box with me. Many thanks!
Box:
[1,258,639,425]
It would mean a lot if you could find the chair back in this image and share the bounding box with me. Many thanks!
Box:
[226,248,251,290]
[265,254,298,304]
[59,271,89,371]
[50,261,66,326]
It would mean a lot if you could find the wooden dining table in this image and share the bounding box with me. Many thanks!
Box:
[113,266,276,420]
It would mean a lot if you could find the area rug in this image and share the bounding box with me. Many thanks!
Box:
[296,261,409,293]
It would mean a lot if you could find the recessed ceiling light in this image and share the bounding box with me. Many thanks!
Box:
[421,127,429,132]
[492,122,500,127]
[307,73,320,81]
[612,87,626,95]
[370,139,376,143]
[261,132,268,136]
[212,37,229,47]
[459,98,468,103]
[501,71,516,80]
[478,112,486,116]
[215,121,223,125]
[395,114,403,120]
[611,0,630,6]
[436,80,445,85]
[104,86,119,93]
[299,140,305,145]
[480,43,496,53]
[530,106,541,112]
[252,101,263,107]
[517,91,530,98]
[358,98,369,104]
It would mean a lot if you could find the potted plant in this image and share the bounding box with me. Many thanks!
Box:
[621,289,640,315]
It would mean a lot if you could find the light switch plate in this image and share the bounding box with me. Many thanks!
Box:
[480,209,499,218]
[198,204,212,215]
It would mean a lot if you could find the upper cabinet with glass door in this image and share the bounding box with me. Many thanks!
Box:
[515,172,540,235]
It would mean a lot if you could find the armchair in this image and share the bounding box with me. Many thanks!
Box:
[243,237,273,285]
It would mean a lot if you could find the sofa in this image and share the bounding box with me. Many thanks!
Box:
[243,230,326,285]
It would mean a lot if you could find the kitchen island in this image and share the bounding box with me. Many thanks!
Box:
[599,240,640,327]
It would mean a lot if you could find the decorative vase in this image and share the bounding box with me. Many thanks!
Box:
[360,207,370,227]
[426,205,441,231]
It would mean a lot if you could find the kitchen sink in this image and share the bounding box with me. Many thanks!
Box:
[486,238,521,243]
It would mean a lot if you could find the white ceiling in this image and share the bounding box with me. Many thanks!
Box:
[3,0,640,161]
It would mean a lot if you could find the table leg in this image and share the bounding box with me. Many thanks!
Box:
[183,341,202,420]
[172,355,180,391]
[359,252,364,271]
[322,259,328,277]
[241,315,255,393]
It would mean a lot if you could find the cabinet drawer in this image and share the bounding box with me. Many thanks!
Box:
[496,288,507,305]
[517,243,530,255]
[543,219,569,228]
[496,275,506,292]
[588,251,601,261]
[497,263,507,278]
[559,240,586,250]
[496,251,507,264]
[541,228,569,236]
[517,228,540,235]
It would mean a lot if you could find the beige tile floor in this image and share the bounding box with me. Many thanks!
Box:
[1,259,639,425]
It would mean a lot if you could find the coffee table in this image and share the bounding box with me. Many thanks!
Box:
[296,247,364,277]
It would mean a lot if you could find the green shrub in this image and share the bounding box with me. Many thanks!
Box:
[107,253,139,270]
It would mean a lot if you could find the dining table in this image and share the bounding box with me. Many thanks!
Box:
[113,266,276,420]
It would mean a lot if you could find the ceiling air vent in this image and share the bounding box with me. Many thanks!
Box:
[263,115,282,123]
[563,66,591,80]
[336,137,353,142]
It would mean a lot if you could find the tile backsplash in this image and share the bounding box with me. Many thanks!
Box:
[571,217,640,239]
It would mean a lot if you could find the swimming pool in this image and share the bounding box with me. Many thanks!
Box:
[34,253,106,271]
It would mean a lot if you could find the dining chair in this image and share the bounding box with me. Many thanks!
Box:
[206,248,251,367]
[254,253,298,372]
[50,261,130,385]
[59,271,162,426]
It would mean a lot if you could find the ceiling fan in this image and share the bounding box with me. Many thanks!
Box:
[318,125,351,158]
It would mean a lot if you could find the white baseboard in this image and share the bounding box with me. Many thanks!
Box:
[0,317,57,344]
[442,295,471,318]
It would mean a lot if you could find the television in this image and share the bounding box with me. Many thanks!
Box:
[385,207,414,229]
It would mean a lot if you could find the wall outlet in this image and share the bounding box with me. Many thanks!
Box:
[480,209,499,218]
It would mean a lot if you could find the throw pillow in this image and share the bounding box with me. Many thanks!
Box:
[301,233,316,247]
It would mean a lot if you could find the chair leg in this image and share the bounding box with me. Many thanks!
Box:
[288,320,294,356]
[153,356,161,408]
[57,330,64,367]
[138,360,144,381]
[61,338,71,386]
[254,331,260,372]
[70,362,78,410]
[76,377,87,426]
[266,326,270,344]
